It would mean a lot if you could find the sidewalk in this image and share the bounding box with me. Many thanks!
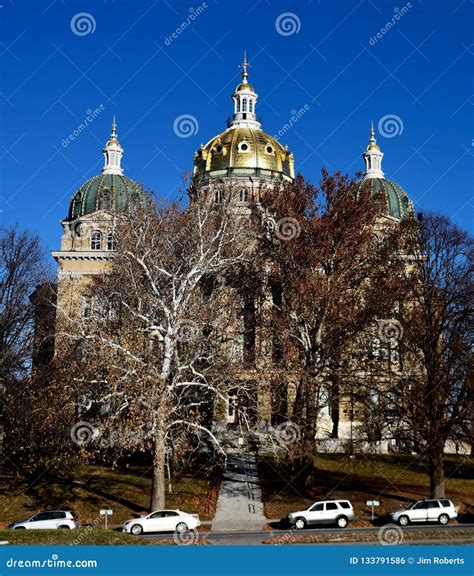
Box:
[210,453,266,534]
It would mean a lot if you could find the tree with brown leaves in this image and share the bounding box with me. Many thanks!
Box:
[254,170,404,486]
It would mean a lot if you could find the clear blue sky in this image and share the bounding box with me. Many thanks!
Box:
[1,0,472,255]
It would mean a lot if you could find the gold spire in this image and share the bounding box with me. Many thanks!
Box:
[368,120,380,151]
[239,51,250,83]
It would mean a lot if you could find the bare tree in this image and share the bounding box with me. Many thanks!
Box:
[0,225,49,384]
[394,213,473,497]
[56,194,254,510]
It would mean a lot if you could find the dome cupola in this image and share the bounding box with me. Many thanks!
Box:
[102,115,124,175]
[229,51,261,130]
[68,119,144,220]
[355,123,413,220]
[363,121,384,179]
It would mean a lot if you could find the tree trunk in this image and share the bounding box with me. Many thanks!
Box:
[300,377,318,489]
[150,431,166,511]
[428,439,445,498]
[330,378,340,439]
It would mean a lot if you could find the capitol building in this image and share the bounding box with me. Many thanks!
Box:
[47,55,416,452]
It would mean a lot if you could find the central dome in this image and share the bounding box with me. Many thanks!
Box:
[194,126,294,181]
[193,53,294,182]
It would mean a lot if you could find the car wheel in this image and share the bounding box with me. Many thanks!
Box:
[294,518,306,530]
[58,525,70,529]
[175,522,188,534]
[336,516,348,528]
[130,524,143,536]
[438,514,449,525]
[398,515,409,527]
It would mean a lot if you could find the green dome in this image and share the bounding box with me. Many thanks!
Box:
[355,177,413,220]
[68,173,144,220]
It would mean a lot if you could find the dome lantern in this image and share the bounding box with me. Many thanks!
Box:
[102,116,124,175]
[229,51,261,129]
[363,121,384,179]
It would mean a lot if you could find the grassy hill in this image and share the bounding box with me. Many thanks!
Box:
[258,453,474,525]
[0,463,219,528]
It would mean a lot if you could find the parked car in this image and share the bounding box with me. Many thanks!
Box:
[122,509,200,535]
[287,500,355,529]
[8,510,80,530]
[389,499,458,526]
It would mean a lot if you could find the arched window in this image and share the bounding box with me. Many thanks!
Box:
[237,99,241,112]
[242,98,248,112]
[107,231,117,251]
[239,189,248,203]
[214,189,222,203]
[249,99,253,113]
[90,230,102,251]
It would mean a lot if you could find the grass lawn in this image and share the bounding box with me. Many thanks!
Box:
[0,463,219,529]
[258,453,474,526]
[0,529,156,545]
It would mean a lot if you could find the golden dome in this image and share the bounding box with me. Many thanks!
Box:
[194,126,294,181]
[193,53,295,182]
[235,82,255,92]
[368,142,380,151]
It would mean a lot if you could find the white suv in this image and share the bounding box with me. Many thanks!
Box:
[390,499,458,526]
[9,510,80,530]
[288,500,355,529]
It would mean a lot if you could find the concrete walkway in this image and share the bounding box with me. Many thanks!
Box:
[211,453,266,535]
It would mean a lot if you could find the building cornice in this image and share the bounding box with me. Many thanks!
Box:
[51,250,114,262]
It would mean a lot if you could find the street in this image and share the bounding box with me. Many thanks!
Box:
[139,523,474,545]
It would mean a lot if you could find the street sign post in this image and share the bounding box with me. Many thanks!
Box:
[366,500,380,521]
[100,508,113,529]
